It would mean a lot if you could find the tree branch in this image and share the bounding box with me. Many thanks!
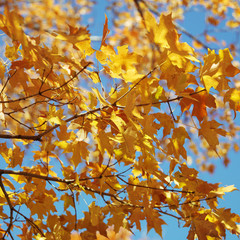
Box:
[0,169,74,184]
[0,173,14,239]
[0,87,206,141]
[117,175,195,194]
[0,62,91,104]
[12,209,45,237]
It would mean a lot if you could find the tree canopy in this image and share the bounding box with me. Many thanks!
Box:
[0,0,240,239]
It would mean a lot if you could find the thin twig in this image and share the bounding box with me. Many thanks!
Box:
[100,156,112,177]
[39,66,53,93]
[0,169,74,184]
[112,66,159,106]
[7,113,33,130]
[0,173,14,239]
[135,88,206,107]
[167,100,176,122]
[12,209,45,237]
[70,189,78,231]
[0,63,91,104]
[117,167,133,177]
[117,175,195,194]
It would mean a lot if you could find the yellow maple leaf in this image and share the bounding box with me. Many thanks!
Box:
[154,112,174,137]
[47,105,65,126]
[96,44,141,81]
[96,226,132,240]
[89,71,101,83]
[226,20,240,28]
[224,89,240,118]
[52,25,89,44]
[96,131,114,156]
[190,214,220,240]
[5,44,19,60]
[211,185,237,196]
[200,49,240,92]
[122,126,137,156]
[0,62,5,79]
[51,25,94,56]
[69,141,89,167]
[89,202,101,226]
[61,193,74,211]
[199,120,227,150]
[9,144,24,168]
[92,88,110,106]
[71,232,82,240]
[144,11,199,68]
[202,75,219,93]
[167,127,190,159]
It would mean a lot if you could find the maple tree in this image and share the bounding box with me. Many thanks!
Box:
[0,0,240,239]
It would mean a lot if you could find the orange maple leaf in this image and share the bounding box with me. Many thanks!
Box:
[180,88,216,122]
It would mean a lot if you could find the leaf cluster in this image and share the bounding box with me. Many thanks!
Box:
[0,1,240,239]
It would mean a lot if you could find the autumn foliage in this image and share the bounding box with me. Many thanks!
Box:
[0,0,240,239]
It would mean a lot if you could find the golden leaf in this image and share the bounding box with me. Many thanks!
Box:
[199,120,227,150]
